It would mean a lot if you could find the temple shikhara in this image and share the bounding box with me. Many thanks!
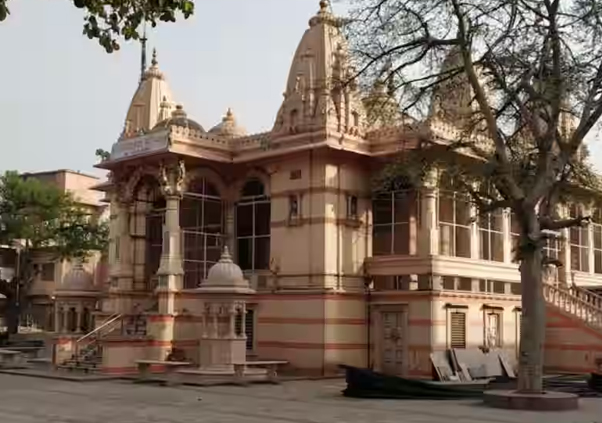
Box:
[48,1,602,378]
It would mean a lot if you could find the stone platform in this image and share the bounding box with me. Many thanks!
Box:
[483,389,579,411]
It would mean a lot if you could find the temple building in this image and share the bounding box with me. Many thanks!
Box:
[57,1,602,376]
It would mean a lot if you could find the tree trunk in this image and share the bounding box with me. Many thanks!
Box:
[517,244,545,393]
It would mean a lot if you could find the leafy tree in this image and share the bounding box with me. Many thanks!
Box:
[0,0,195,53]
[0,171,109,335]
[346,0,602,394]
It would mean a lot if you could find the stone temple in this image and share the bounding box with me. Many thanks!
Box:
[50,1,602,377]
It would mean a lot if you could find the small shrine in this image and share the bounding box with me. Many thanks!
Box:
[195,247,255,372]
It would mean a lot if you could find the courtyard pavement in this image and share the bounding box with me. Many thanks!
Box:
[1,374,602,423]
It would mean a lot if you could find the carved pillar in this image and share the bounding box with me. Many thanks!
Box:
[156,161,185,315]
[419,169,439,256]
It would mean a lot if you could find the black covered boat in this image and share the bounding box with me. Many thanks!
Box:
[340,365,487,400]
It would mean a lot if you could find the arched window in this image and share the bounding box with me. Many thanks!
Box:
[372,188,419,256]
[236,179,270,271]
[180,178,224,288]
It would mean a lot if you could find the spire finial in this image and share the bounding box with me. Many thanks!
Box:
[140,23,148,82]
[151,48,158,67]
[319,0,329,11]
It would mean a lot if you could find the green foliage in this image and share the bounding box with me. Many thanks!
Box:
[0,0,195,53]
[95,148,111,161]
[0,171,108,259]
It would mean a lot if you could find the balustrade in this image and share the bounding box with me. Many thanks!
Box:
[543,283,602,329]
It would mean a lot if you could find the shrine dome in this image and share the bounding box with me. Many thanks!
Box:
[57,261,97,293]
[203,247,250,290]
[152,104,205,133]
[209,108,247,138]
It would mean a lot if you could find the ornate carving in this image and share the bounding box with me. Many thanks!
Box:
[159,160,186,198]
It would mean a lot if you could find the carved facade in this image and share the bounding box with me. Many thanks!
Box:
[69,1,602,377]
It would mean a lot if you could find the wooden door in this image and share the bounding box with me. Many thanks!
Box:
[380,310,407,375]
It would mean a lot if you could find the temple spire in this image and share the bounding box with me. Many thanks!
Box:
[140,23,148,83]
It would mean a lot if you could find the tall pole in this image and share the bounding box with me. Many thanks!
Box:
[140,22,148,83]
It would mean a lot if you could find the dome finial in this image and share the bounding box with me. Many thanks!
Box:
[151,48,158,67]
[221,245,232,261]
[319,0,329,12]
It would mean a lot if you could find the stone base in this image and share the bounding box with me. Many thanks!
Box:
[483,390,579,411]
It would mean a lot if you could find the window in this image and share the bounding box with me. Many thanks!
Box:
[510,213,520,263]
[450,311,466,349]
[288,195,300,220]
[372,189,419,256]
[181,178,223,289]
[347,195,358,219]
[41,263,55,281]
[569,204,589,272]
[593,209,602,274]
[479,210,504,262]
[236,179,271,271]
[485,311,502,348]
[438,178,471,258]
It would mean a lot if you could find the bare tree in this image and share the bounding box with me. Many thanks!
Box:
[345,0,602,394]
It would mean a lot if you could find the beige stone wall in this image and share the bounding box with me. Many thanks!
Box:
[545,305,602,373]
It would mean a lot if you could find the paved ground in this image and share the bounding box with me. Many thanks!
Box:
[1,374,602,423]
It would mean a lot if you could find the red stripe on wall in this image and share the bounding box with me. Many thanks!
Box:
[258,341,367,350]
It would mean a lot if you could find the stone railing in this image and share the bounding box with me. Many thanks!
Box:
[543,283,602,330]
[567,284,602,310]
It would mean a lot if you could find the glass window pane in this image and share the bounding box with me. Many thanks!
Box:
[439,195,454,223]
[393,223,409,255]
[204,200,222,232]
[255,202,271,236]
[236,204,254,237]
[254,237,270,270]
[456,226,471,258]
[455,198,471,226]
[373,198,393,225]
[373,225,393,256]
[237,238,253,270]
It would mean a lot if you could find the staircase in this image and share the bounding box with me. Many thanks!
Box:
[59,313,140,373]
[543,283,602,373]
[543,283,602,329]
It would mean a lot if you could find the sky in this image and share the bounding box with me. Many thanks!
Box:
[0,0,601,177]
[0,0,333,176]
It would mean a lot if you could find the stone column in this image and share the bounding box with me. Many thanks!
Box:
[156,161,186,313]
[76,304,83,333]
[419,169,439,256]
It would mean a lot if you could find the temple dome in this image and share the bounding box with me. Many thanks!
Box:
[209,108,247,138]
[57,261,97,292]
[152,104,205,132]
[271,1,366,135]
[203,247,249,289]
